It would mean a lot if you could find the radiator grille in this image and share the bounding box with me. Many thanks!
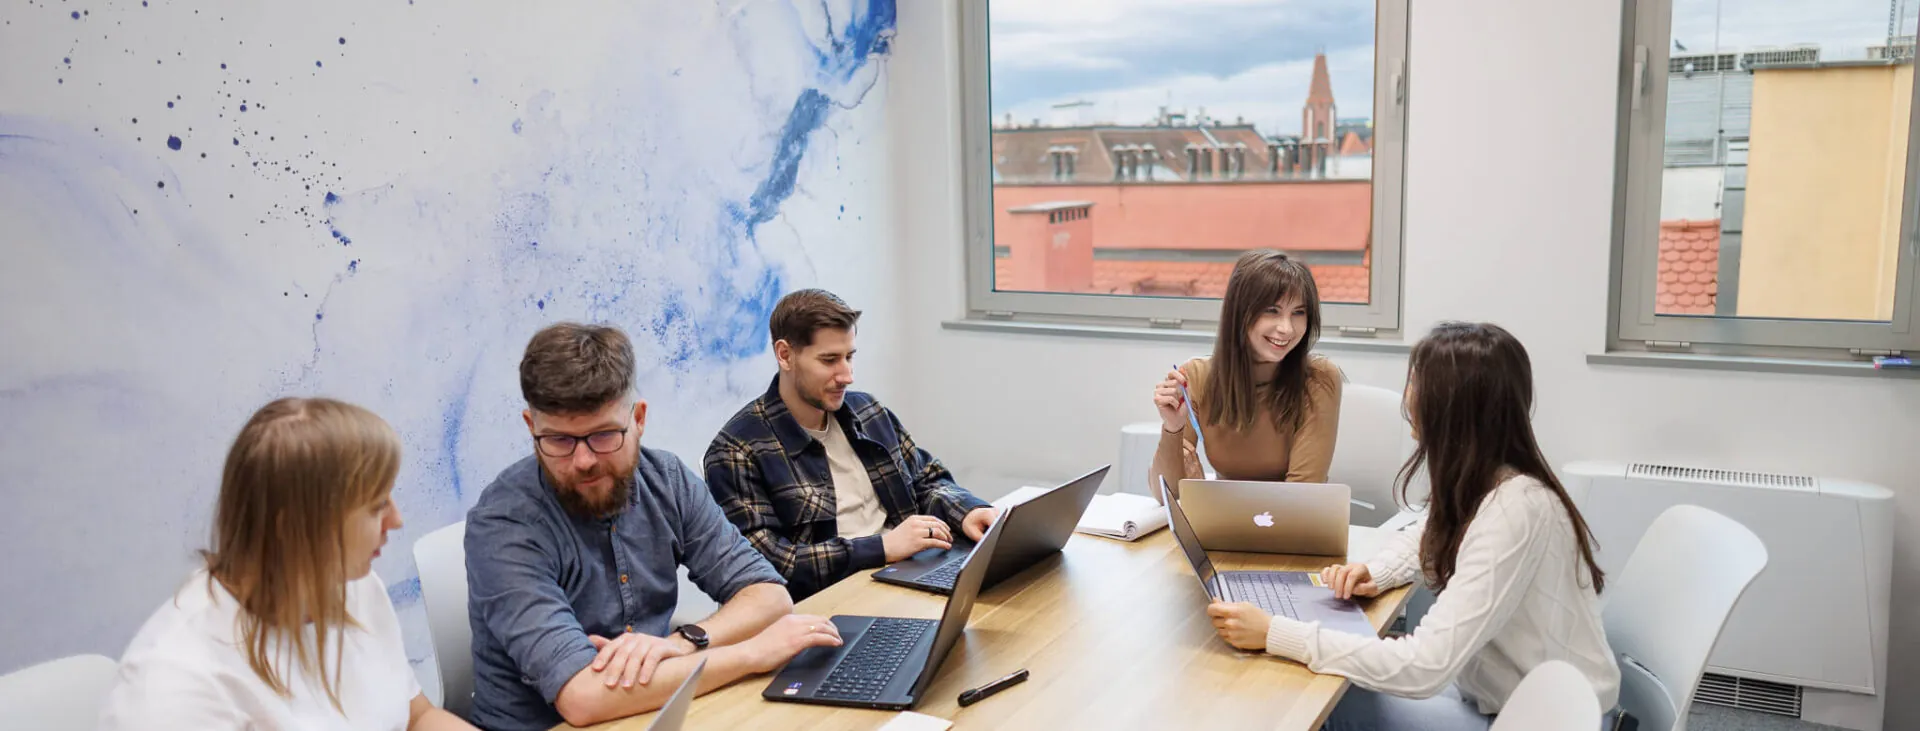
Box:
[1627,463,1815,490]
[1695,672,1803,718]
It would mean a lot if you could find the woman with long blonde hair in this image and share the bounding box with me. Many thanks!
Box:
[101,397,474,730]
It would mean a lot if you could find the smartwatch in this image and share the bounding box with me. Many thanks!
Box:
[673,624,710,650]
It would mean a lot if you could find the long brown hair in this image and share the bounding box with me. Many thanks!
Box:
[202,397,401,711]
[1395,322,1605,594]
[1202,249,1328,433]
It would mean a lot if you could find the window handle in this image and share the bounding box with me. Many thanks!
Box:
[1632,45,1649,111]
[1392,60,1407,106]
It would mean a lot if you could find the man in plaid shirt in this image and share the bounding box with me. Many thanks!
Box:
[705,289,998,600]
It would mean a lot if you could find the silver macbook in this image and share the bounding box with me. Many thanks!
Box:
[1178,478,1350,556]
[1162,478,1374,638]
[647,657,705,731]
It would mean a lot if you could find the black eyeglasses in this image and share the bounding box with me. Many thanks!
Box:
[534,428,629,458]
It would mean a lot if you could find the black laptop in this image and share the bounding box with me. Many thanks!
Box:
[873,465,1109,595]
[761,506,1009,710]
[1161,477,1376,637]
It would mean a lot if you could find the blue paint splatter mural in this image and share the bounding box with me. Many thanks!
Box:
[0,0,898,683]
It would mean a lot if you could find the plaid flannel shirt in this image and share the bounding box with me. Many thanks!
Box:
[704,377,990,600]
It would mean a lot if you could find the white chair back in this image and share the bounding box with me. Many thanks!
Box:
[1491,660,1602,731]
[0,654,118,731]
[1326,382,1413,527]
[1603,504,1768,731]
[414,520,473,719]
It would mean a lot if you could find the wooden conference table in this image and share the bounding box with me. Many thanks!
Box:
[578,526,1411,731]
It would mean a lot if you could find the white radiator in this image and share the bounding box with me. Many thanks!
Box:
[1564,461,1894,731]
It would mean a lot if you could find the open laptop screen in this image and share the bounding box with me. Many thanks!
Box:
[1161,477,1224,601]
[907,501,1011,697]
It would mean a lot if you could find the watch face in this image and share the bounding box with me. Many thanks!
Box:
[678,624,709,646]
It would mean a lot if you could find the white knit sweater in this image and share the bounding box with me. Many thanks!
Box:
[1264,474,1621,713]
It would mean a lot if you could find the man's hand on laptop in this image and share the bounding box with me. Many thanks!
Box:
[961,507,999,542]
[588,631,696,689]
[1319,563,1381,600]
[741,614,845,673]
[883,515,953,562]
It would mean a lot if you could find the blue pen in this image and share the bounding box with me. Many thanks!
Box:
[1172,364,1209,471]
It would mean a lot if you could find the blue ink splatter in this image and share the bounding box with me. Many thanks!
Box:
[231,137,239,145]
[70,11,80,20]
[62,57,70,64]
[166,135,180,150]
[535,299,545,310]
[315,60,323,68]
[337,37,346,45]
[330,228,351,245]
[324,191,339,205]
[511,119,522,135]
[220,63,227,69]
[239,104,247,112]
[314,312,324,321]
[528,240,538,248]
[347,259,358,273]
[166,101,174,108]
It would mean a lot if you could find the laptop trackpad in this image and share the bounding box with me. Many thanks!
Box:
[1303,595,1378,638]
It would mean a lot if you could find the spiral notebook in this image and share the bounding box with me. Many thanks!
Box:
[993,487,1168,542]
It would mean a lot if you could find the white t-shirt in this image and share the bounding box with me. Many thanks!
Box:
[99,569,422,731]
[804,418,889,539]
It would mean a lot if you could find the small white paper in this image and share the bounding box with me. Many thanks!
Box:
[878,710,954,731]
[990,485,1050,510]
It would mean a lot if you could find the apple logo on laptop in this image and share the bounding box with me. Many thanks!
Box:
[1253,511,1275,527]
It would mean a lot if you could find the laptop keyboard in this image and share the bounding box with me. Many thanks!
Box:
[813,617,935,701]
[1228,572,1307,621]
[915,555,967,589]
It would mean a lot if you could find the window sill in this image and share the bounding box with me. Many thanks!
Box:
[941,318,1412,354]
[1587,351,1920,379]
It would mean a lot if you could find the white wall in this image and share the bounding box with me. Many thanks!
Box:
[889,1,1920,727]
[0,0,903,677]
[1662,166,1726,221]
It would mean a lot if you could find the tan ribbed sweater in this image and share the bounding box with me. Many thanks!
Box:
[1151,355,1343,497]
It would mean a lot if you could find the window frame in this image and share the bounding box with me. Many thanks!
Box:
[1610,0,1920,358]
[959,0,1409,334]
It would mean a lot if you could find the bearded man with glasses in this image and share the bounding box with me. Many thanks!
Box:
[464,323,843,731]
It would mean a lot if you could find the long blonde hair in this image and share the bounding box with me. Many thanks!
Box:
[202,397,401,711]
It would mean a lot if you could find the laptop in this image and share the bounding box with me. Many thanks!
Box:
[646,657,705,731]
[1163,478,1375,637]
[1177,478,1350,555]
[874,465,1109,595]
[762,505,1009,710]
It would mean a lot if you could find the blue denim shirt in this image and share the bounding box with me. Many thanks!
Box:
[464,448,783,731]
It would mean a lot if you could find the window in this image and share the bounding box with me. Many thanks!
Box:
[1613,0,1920,358]
[962,0,1408,333]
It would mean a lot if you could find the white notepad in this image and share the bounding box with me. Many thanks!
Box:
[992,487,1169,542]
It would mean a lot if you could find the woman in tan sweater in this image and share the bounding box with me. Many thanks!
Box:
[1150,250,1343,503]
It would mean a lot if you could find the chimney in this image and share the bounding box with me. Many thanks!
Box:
[1003,201,1096,293]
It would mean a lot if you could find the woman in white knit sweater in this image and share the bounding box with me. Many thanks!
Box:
[1206,322,1623,730]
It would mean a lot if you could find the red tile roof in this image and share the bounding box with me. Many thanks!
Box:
[993,257,1372,305]
[993,182,1372,253]
[1658,220,1720,315]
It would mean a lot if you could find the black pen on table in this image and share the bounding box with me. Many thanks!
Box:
[958,668,1029,707]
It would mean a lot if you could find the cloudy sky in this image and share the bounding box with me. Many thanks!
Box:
[988,0,1917,135]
